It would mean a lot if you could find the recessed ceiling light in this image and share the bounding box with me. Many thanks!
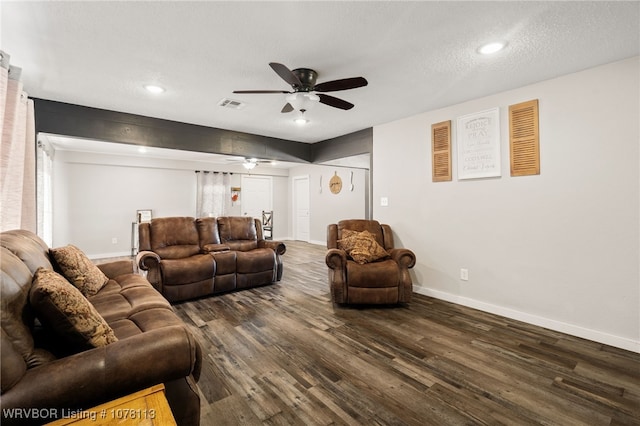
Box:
[294,117,309,125]
[478,42,507,55]
[144,84,165,94]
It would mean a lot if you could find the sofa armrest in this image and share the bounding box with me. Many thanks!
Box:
[258,240,286,255]
[326,249,348,303]
[136,250,160,270]
[135,251,162,291]
[0,326,198,416]
[97,260,134,278]
[388,248,416,269]
[325,248,347,270]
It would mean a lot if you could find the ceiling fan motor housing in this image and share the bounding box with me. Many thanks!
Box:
[233,62,365,111]
[292,68,317,91]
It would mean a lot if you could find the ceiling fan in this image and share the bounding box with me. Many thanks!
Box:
[224,156,274,170]
[233,62,368,114]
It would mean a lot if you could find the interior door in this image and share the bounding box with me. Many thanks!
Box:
[293,175,310,242]
[241,175,272,221]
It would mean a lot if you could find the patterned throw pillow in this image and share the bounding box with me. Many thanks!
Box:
[50,245,109,297]
[337,230,390,264]
[30,268,118,349]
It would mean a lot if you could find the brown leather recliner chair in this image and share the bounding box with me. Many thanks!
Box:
[326,219,416,304]
[138,217,215,303]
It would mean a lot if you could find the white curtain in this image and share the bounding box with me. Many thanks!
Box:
[0,50,37,232]
[196,171,231,218]
[36,138,54,246]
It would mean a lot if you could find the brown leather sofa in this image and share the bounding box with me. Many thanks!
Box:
[137,216,286,303]
[0,230,202,426]
[326,219,416,304]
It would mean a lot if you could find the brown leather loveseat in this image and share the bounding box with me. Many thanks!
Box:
[0,230,202,426]
[137,216,286,303]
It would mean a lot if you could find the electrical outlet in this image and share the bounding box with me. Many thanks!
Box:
[460,268,469,281]
[111,237,118,244]
[380,197,389,206]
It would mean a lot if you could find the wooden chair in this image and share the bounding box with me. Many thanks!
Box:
[262,210,273,240]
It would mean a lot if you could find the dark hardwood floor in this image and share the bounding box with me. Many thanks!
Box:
[169,241,639,426]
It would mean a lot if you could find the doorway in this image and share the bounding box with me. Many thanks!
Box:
[292,175,310,242]
[241,175,273,220]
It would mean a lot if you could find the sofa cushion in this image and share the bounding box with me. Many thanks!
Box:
[196,217,222,246]
[160,254,215,285]
[1,247,38,366]
[30,268,118,349]
[236,248,276,274]
[89,278,172,323]
[338,230,390,264]
[50,245,109,297]
[346,258,400,288]
[218,217,257,242]
[0,229,54,274]
[212,251,236,275]
[150,217,201,259]
[224,240,258,251]
[1,328,27,393]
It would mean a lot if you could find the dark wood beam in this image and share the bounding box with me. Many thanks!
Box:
[310,128,373,164]
[33,98,313,163]
[32,98,373,164]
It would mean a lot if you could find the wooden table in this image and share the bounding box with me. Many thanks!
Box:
[47,384,176,426]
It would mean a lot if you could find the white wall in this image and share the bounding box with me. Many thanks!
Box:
[52,152,289,257]
[288,164,368,244]
[372,57,639,352]
[52,152,367,254]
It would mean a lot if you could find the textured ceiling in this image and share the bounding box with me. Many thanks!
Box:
[2,1,639,144]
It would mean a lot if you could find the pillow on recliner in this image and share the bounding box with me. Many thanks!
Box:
[30,268,118,350]
[337,230,389,265]
[50,244,109,297]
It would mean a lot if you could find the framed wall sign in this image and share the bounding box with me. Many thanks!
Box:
[456,107,501,180]
[137,209,152,223]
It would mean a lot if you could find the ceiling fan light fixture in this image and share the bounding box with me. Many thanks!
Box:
[144,84,165,94]
[478,41,507,55]
[242,160,257,170]
[294,109,309,125]
[287,92,320,111]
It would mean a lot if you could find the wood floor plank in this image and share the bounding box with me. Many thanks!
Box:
[167,241,640,425]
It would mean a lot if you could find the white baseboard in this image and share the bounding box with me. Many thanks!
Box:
[414,285,640,353]
[87,251,132,260]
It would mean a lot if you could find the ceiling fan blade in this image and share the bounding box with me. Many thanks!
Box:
[314,77,368,92]
[269,62,303,87]
[318,94,354,110]
[281,103,294,113]
[233,90,290,94]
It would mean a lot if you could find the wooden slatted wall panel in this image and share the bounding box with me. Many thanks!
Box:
[509,99,540,176]
[432,120,452,182]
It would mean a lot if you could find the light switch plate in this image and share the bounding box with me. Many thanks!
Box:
[460,268,469,281]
